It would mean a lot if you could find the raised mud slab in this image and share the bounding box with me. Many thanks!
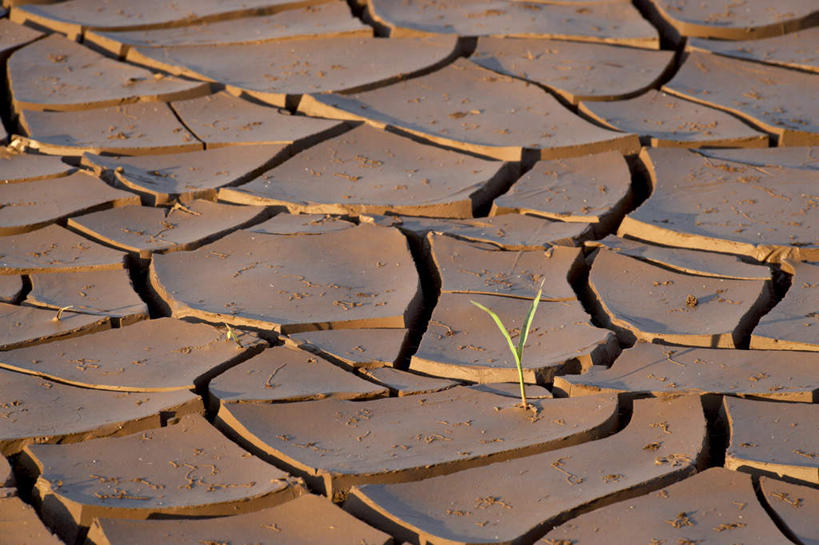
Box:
[0,370,202,456]
[286,327,408,368]
[750,260,819,351]
[0,302,111,350]
[490,151,633,235]
[724,396,818,484]
[428,234,582,300]
[150,224,423,332]
[130,35,461,108]
[760,476,819,545]
[8,34,208,112]
[412,293,618,383]
[170,92,345,149]
[366,0,660,46]
[543,468,793,544]
[11,0,331,39]
[589,248,772,347]
[345,395,706,545]
[619,148,819,262]
[587,236,773,281]
[0,148,73,183]
[82,144,290,205]
[0,225,126,274]
[472,38,674,104]
[68,200,270,259]
[579,90,769,148]
[219,124,516,218]
[688,27,819,73]
[382,214,594,250]
[86,493,391,545]
[18,102,203,156]
[0,170,139,235]
[640,0,819,43]
[208,345,389,404]
[86,2,371,56]
[216,387,619,499]
[555,341,819,402]
[663,51,819,145]
[27,270,148,326]
[22,414,302,543]
[0,318,264,391]
[299,59,640,161]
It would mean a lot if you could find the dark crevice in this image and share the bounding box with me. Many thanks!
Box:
[397,232,440,371]
[126,254,167,319]
[576,246,633,348]
[752,476,807,545]
[382,125,504,161]
[631,0,684,50]
[701,394,729,468]
[732,276,778,349]
[471,160,525,218]
[16,274,32,304]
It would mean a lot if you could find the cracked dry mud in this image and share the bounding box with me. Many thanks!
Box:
[0,2,816,545]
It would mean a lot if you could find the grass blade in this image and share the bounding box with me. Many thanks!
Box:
[470,300,520,368]
[517,279,545,357]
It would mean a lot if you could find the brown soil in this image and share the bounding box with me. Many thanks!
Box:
[0,6,815,545]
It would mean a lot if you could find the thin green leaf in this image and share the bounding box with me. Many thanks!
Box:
[516,279,545,357]
[470,300,520,368]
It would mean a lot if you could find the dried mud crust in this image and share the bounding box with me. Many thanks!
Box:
[0,3,816,544]
[366,0,660,46]
[588,248,774,348]
[128,35,462,108]
[427,234,582,301]
[0,318,265,391]
[216,387,619,500]
[149,223,423,332]
[85,2,371,56]
[17,102,203,156]
[169,92,346,149]
[82,144,291,205]
[555,341,819,402]
[8,33,209,112]
[412,293,619,383]
[639,0,819,43]
[619,148,819,262]
[86,494,392,545]
[22,414,303,544]
[208,345,389,405]
[10,0,334,40]
[345,395,707,545]
[750,260,819,351]
[218,123,517,218]
[542,467,793,545]
[723,396,819,484]
[471,38,674,104]
[489,151,633,235]
[26,269,150,325]
[0,370,202,456]
[0,170,139,236]
[662,51,819,145]
[299,58,640,161]
[578,90,769,148]
[687,27,819,73]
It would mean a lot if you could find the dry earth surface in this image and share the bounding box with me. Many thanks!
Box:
[0,0,817,544]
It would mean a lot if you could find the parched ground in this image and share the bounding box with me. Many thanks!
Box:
[0,1,817,544]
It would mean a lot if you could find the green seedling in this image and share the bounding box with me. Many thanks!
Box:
[52,305,73,322]
[471,280,544,411]
[224,323,243,348]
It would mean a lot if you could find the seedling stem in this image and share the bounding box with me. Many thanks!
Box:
[471,279,545,410]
